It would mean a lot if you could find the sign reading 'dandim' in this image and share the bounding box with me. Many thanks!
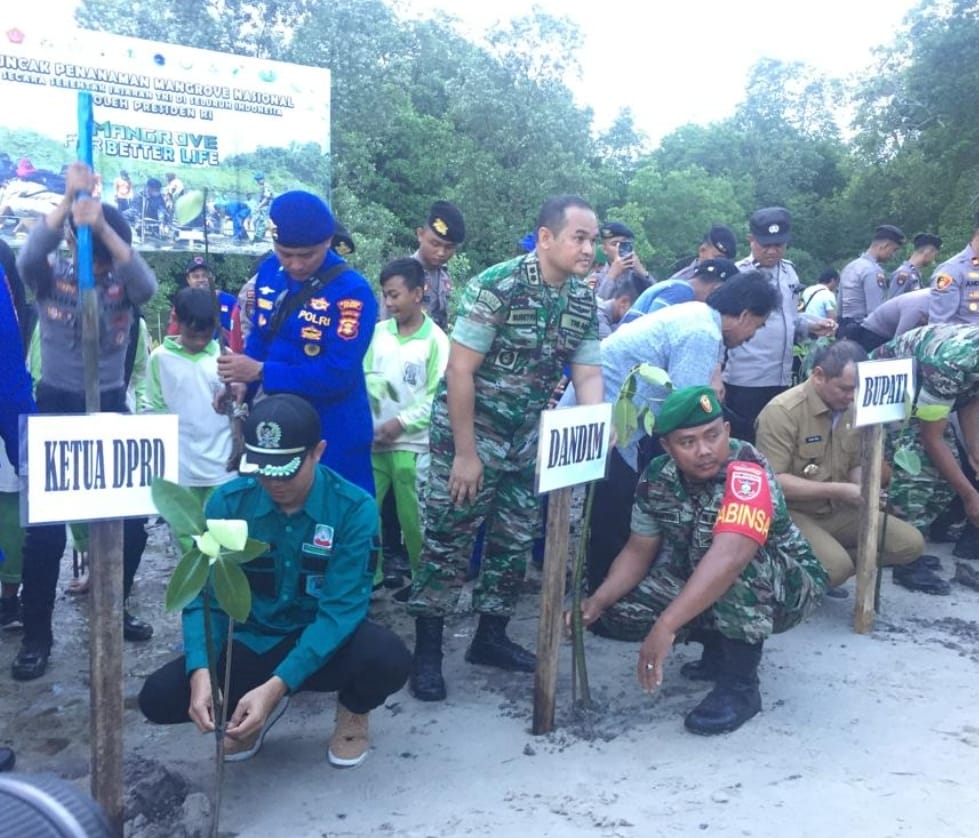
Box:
[23,413,179,524]
[854,358,915,427]
[536,403,612,494]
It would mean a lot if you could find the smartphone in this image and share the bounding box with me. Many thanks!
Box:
[618,240,634,258]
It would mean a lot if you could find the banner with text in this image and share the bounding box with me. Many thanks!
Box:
[854,358,915,427]
[23,413,179,524]
[536,403,612,494]
[0,21,330,252]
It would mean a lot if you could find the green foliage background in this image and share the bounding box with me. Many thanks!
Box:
[66,0,979,342]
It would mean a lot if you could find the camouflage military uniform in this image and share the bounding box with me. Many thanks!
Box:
[601,440,828,644]
[872,324,979,532]
[409,252,600,618]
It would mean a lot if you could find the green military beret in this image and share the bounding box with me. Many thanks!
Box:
[656,386,723,436]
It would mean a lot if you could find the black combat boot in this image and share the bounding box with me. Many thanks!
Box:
[409,617,447,702]
[679,629,723,681]
[953,523,979,560]
[684,638,763,736]
[465,615,536,673]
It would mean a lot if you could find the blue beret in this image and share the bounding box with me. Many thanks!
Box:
[656,386,723,436]
[269,190,336,247]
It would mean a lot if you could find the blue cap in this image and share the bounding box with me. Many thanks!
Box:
[268,191,336,247]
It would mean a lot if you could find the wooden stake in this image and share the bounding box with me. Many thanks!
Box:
[88,519,125,836]
[854,424,884,634]
[533,487,572,735]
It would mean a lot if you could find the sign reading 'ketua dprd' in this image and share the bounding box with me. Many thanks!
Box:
[22,413,179,524]
[854,358,915,427]
[535,403,612,494]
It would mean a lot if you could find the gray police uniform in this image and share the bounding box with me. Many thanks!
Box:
[928,244,979,324]
[838,252,887,322]
[724,257,803,388]
[886,259,921,300]
[862,288,930,340]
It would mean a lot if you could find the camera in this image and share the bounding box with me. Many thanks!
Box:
[618,240,634,258]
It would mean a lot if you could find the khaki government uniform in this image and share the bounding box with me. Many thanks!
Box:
[755,380,923,586]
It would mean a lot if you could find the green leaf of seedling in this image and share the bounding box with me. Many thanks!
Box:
[221,537,269,565]
[213,558,252,622]
[612,397,638,446]
[893,446,922,476]
[165,548,209,613]
[641,409,657,436]
[193,531,221,558]
[152,478,206,537]
[622,367,638,401]
[636,364,672,390]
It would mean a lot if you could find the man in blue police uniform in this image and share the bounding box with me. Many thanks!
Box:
[928,215,979,325]
[218,191,378,495]
[139,395,410,767]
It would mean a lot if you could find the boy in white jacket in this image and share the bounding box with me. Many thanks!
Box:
[145,287,235,509]
[365,258,449,586]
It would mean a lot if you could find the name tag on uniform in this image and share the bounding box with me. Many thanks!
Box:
[805,435,822,443]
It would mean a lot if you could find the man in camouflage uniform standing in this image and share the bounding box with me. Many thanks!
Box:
[408,195,605,702]
[573,386,827,735]
[872,323,979,563]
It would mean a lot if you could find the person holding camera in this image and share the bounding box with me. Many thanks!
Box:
[591,222,651,300]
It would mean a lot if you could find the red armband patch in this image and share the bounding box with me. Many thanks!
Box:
[713,461,773,546]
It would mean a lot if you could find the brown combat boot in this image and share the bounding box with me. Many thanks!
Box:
[328,704,369,768]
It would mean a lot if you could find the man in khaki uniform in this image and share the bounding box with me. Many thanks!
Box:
[755,340,940,593]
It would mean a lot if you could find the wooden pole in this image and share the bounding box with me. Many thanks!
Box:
[854,424,885,634]
[77,91,125,834]
[532,487,572,735]
[88,520,124,835]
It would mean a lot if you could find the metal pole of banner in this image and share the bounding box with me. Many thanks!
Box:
[532,487,572,735]
[854,424,885,634]
[78,92,125,835]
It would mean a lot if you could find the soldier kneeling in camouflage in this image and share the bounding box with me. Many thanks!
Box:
[571,386,828,735]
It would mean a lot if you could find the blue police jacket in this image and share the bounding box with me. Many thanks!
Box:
[245,251,377,495]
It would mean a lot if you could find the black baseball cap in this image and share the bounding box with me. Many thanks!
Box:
[240,395,321,480]
[185,255,211,275]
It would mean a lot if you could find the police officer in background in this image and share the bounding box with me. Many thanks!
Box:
[837,224,905,330]
[668,224,738,280]
[886,233,942,300]
[217,191,378,495]
[724,207,835,443]
[591,221,652,300]
[928,214,979,324]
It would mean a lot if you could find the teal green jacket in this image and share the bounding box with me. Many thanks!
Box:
[182,466,376,691]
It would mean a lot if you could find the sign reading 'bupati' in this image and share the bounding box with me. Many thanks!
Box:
[23,414,179,524]
[854,358,915,427]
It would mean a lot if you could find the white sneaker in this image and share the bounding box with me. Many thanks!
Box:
[224,695,290,762]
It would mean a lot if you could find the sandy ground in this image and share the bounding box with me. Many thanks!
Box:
[2,524,978,837]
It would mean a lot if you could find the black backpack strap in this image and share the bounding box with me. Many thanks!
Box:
[265,262,349,341]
